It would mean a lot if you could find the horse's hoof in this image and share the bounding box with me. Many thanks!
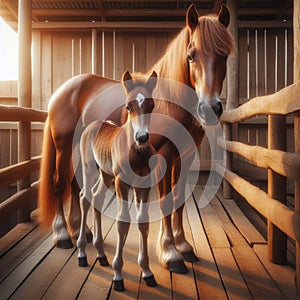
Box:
[182,250,199,262]
[143,275,158,287]
[86,231,93,243]
[97,256,109,267]
[167,260,188,274]
[113,279,125,291]
[55,238,73,249]
[78,257,88,267]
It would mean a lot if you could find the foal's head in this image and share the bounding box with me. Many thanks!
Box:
[186,4,234,125]
[122,70,157,146]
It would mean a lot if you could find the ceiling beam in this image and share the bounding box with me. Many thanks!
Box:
[2,0,18,21]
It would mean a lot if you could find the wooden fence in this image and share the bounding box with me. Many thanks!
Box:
[220,80,300,293]
[0,105,47,236]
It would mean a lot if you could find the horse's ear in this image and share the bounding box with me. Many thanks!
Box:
[186,4,198,32]
[122,70,133,93]
[147,71,157,91]
[218,4,230,28]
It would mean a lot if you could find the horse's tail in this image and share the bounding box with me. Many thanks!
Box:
[38,118,57,228]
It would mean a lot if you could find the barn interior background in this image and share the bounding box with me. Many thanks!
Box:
[0,0,300,298]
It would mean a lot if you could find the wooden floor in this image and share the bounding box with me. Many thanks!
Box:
[0,185,299,300]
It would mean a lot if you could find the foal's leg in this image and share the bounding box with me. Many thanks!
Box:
[112,178,130,291]
[172,157,198,262]
[135,188,157,287]
[92,173,113,267]
[77,133,100,266]
[52,143,73,249]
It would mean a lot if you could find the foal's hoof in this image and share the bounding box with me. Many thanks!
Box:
[78,257,88,267]
[97,256,109,267]
[167,260,188,274]
[55,238,73,249]
[182,250,199,262]
[143,275,158,287]
[113,279,125,291]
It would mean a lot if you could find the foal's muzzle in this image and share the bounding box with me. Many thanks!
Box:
[198,100,223,125]
[135,131,149,145]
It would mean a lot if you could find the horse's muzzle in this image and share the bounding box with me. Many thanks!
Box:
[198,100,223,125]
[135,131,149,145]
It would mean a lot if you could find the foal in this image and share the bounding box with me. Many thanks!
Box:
[77,70,158,291]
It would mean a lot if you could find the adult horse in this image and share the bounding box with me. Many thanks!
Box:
[38,4,234,273]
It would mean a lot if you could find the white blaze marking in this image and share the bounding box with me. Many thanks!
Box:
[136,93,145,108]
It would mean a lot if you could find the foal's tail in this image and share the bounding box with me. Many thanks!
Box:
[38,118,57,228]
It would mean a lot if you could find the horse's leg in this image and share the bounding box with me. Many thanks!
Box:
[68,177,93,242]
[135,188,157,287]
[52,142,73,249]
[112,178,130,291]
[92,173,113,267]
[76,191,91,267]
[172,157,199,262]
[156,147,188,274]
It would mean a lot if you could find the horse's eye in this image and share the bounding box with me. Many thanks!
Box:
[187,53,194,63]
[125,104,131,111]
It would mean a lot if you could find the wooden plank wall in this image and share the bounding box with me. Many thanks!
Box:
[235,27,294,183]
[0,26,294,203]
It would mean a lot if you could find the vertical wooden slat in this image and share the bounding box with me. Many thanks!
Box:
[223,0,238,199]
[238,29,247,101]
[293,0,300,294]
[92,29,98,74]
[257,29,265,96]
[266,30,276,94]
[17,0,32,222]
[41,32,52,109]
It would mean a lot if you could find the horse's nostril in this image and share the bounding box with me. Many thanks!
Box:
[213,101,223,118]
[135,132,149,144]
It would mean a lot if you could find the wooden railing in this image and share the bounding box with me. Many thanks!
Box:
[220,80,300,294]
[0,105,47,236]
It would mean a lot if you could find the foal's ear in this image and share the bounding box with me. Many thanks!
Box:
[186,4,198,32]
[147,71,157,91]
[122,70,133,93]
[218,4,230,28]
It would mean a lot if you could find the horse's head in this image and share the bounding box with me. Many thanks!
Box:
[186,4,234,125]
[122,70,157,145]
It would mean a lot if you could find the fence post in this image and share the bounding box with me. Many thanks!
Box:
[223,0,239,199]
[17,0,33,222]
[267,115,287,264]
[293,0,300,294]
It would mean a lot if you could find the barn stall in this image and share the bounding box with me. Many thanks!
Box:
[0,0,299,298]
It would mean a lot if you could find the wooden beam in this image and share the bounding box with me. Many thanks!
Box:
[223,0,239,199]
[0,157,41,189]
[31,21,184,31]
[267,115,287,264]
[2,0,18,20]
[30,8,207,18]
[0,184,38,224]
[294,0,300,294]
[218,139,300,181]
[221,81,300,123]
[216,164,300,244]
[0,105,47,122]
[28,19,293,31]
[17,0,32,222]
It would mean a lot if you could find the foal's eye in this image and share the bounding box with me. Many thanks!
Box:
[125,104,131,111]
